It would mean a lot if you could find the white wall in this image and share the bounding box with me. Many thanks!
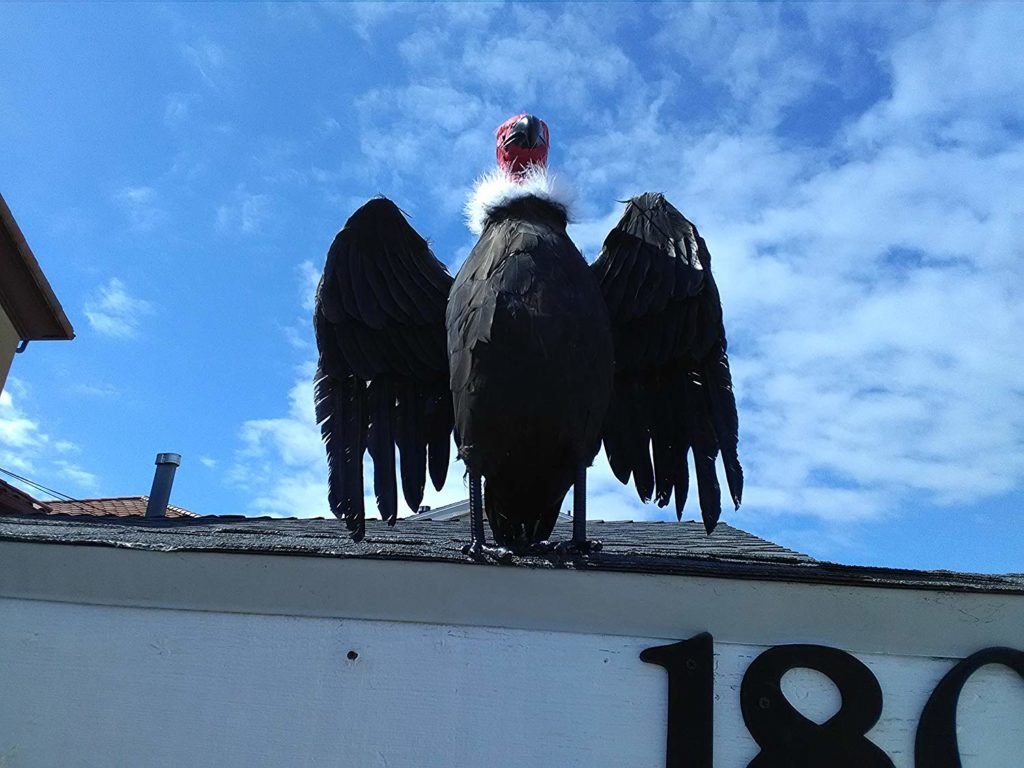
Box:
[1,597,1022,768]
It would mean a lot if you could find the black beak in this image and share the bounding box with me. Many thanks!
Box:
[503,114,546,149]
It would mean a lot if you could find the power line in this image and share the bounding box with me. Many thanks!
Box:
[0,465,113,517]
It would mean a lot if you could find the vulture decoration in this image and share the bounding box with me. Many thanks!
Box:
[314,114,742,558]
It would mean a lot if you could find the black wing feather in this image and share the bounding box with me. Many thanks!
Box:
[314,197,454,540]
[591,193,742,533]
[367,378,398,524]
[396,379,427,511]
[426,390,453,491]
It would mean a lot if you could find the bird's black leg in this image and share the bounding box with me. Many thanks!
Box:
[573,462,587,544]
[461,470,511,562]
[555,463,602,556]
[470,469,485,544]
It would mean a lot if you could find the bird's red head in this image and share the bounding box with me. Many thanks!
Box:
[496,113,549,178]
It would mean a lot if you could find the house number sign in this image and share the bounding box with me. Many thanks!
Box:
[641,633,1024,768]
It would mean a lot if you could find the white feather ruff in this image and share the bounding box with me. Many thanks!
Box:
[464,166,575,235]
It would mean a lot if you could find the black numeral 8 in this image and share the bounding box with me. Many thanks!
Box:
[740,644,893,768]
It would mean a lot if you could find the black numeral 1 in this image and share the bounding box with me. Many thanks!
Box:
[641,632,714,768]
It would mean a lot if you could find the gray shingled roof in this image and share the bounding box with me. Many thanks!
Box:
[410,498,572,522]
[1,513,1021,594]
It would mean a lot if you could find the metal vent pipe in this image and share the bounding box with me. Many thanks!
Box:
[145,452,181,518]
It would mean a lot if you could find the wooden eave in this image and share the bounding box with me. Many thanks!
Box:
[0,192,74,341]
[0,479,52,516]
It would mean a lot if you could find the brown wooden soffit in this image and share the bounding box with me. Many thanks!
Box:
[0,192,74,341]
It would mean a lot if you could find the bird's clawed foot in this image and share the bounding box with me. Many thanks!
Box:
[524,539,603,558]
[461,539,513,563]
[556,538,603,556]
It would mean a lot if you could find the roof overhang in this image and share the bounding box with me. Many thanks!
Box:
[0,479,52,515]
[0,192,74,341]
[1,537,1021,659]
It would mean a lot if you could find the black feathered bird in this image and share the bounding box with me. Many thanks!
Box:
[314,113,742,556]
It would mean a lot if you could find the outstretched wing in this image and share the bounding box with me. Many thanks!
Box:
[314,197,454,541]
[590,193,742,533]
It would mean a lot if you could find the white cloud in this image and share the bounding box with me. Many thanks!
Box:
[115,186,156,206]
[229,365,329,518]
[316,117,340,137]
[344,6,653,223]
[0,390,44,455]
[455,19,635,113]
[264,2,322,30]
[298,260,320,313]
[71,382,121,398]
[0,381,99,495]
[54,461,99,492]
[848,3,1024,147]
[182,40,228,88]
[216,185,271,235]
[84,278,153,339]
[353,85,497,217]
[342,3,412,43]
[113,185,164,230]
[164,92,197,124]
[652,5,832,130]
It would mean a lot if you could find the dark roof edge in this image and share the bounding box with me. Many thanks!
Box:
[0,515,1020,595]
[0,191,74,340]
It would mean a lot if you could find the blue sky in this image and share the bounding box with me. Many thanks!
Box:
[1,3,1022,573]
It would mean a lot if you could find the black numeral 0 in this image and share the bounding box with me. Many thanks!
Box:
[740,644,894,768]
[915,646,1024,767]
[641,632,714,768]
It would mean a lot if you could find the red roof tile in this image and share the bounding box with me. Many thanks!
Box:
[44,496,198,518]
[0,478,198,518]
